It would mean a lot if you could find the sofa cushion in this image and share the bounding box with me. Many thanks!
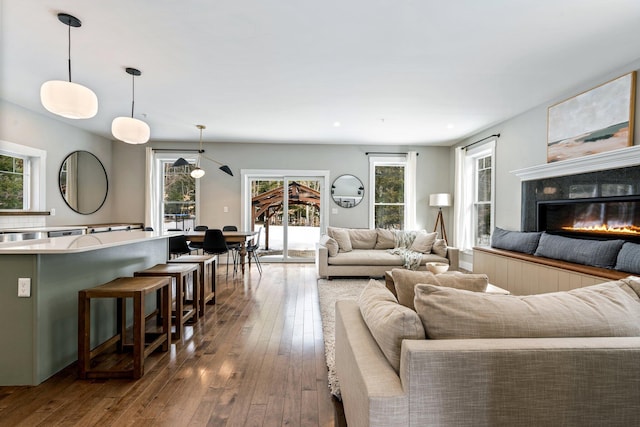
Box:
[432,239,447,257]
[375,228,396,249]
[391,269,488,310]
[410,231,437,253]
[319,234,339,257]
[534,232,625,269]
[491,227,542,254]
[327,250,448,266]
[358,279,425,373]
[414,280,640,339]
[328,227,352,252]
[349,229,378,249]
[615,242,640,274]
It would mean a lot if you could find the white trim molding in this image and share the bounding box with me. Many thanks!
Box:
[511,145,640,181]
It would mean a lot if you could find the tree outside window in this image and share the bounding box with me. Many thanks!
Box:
[163,162,196,231]
[0,154,25,210]
[374,164,405,229]
[474,155,492,246]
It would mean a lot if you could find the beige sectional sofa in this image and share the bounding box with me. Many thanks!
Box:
[315,227,459,279]
[335,273,640,427]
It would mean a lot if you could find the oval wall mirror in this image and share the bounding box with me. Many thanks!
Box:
[59,151,108,214]
[331,174,364,208]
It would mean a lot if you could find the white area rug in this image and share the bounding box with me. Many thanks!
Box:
[317,278,371,399]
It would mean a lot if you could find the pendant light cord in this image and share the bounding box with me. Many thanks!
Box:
[67,24,72,82]
[131,72,136,118]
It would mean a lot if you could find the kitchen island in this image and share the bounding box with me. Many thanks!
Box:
[0,230,170,385]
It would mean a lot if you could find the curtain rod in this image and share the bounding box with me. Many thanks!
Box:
[461,133,500,150]
[365,152,418,156]
[153,148,204,153]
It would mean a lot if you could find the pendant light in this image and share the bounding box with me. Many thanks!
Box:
[111,67,151,144]
[190,125,207,179]
[171,125,234,177]
[40,13,98,119]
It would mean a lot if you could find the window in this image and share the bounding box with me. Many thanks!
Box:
[474,155,493,246]
[453,141,495,251]
[162,161,197,231]
[0,154,26,209]
[0,140,46,211]
[369,154,417,230]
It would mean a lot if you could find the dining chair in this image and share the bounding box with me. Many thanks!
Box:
[189,225,208,253]
[222,225,241,275]
[168,235,193,259]
[202,229,232,277]
[246,227,263,275]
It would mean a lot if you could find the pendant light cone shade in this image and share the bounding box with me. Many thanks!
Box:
[172,158,190,167]
[40,13,98,119]
[112,67,150,144]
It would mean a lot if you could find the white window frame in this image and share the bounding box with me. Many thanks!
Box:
[368,154,417,229]
[0,140,46,211]
[454,141,495,253]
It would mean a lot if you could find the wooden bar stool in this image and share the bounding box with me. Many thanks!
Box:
[134,263,199,340]
[78,276,171,380]
[169,254,217,316]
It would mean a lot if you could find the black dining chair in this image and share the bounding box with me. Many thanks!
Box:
[246,227,263,275]
[202,229,232,277]
[189,225,208,253]
[222,225,241,275]
[168,234,193,259]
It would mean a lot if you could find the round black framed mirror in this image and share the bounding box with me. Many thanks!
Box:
[59,151,108,214]
[331,174,364,208]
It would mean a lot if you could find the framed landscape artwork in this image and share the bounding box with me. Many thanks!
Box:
[547,71,636,163]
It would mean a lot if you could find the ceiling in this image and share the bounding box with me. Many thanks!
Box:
[3,1,640,146]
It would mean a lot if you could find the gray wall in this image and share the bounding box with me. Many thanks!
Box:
[0,99,115,226]
[112,141,453,231]
[453,58,640,266]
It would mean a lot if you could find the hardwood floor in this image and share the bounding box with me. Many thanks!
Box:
[0,263,346,426]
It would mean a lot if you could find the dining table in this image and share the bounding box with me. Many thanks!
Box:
[185,230,258,275]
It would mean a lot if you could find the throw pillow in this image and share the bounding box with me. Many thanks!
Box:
[491,227,542,254]
[431,239,447,257]
[414,280,640,339]
[391,269,487,310]
[319,234,339,257]
[409,231,437,253]
[534,232,624,269]
[349,228,378,249]
[328,227,352,252]
[375,228,396,249]
[358,279,425,373]
[615,242,640,274]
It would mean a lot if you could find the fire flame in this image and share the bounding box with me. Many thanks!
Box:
[562,224,640,235]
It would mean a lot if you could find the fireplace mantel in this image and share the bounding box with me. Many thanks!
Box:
[511,145,640,181]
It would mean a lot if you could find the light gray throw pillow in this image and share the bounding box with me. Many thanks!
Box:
[414,280,640,339]
[358,279,425,373]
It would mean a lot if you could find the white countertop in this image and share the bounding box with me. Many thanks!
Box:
[0,226,88,233]
[0,230,171,254]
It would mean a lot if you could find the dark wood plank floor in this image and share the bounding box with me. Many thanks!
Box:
[0,263,346,427]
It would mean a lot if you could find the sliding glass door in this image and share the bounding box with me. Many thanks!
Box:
[243,170,328,263]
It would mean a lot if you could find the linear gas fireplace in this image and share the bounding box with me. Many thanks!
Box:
[537,195,640,242]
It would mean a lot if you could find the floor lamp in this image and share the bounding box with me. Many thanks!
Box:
[430,193,452,243]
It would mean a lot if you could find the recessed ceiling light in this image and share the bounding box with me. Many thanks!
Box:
[447,123,455,129]
[333,121,341,127]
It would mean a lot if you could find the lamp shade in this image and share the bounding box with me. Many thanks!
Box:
[40,80,98,119]
[190,167,205,179]
[429,193,452,207]
[111,116,151,144]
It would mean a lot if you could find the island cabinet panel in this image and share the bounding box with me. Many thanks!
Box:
[0,232,169,385]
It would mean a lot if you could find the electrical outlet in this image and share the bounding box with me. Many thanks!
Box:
[50,208,56,216]
[223,206,229,213]
[18,278,31,297]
